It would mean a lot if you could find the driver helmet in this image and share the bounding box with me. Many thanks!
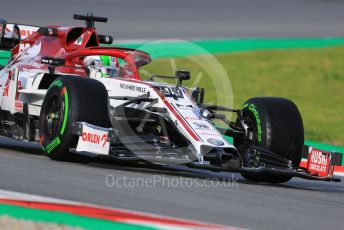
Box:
[84,55,118,78]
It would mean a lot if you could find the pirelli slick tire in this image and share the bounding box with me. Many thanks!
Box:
[234,97,304,183]
[39,75,110,161]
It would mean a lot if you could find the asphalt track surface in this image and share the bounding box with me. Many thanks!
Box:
[0,137,343,230]
[1,0,344,39]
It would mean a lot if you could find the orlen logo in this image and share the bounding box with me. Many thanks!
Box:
[21,30,34,38]
[6,27,34,38]
[81,132,107,147]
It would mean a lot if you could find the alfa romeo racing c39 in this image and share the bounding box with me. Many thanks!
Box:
[0,14,342,183]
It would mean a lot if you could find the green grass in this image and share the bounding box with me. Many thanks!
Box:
[140,46,344,146]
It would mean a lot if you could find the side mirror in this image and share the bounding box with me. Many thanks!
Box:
[175,70,190,81]
[41,56,65,74]
[98,34,113,44]
[175,70,190,95]
[41,57,65,66]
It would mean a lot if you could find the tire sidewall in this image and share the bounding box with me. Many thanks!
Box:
[237,97,304,183]
[39,78,78,160]
[39,76,110,160]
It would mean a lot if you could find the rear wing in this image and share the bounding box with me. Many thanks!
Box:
[0,19,39,50]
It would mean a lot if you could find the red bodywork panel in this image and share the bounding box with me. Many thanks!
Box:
[306,148,332,177]
[9,25,151,80]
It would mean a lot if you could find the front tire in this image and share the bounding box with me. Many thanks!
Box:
[39,76,110,160]
[234,97,304,183]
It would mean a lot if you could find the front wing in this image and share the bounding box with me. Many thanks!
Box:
[71,122,342,182]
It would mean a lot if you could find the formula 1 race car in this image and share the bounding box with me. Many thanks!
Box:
[0,14,342,183]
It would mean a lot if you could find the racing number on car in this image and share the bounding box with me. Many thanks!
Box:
[19,43,30,54]
[161,86,184,99]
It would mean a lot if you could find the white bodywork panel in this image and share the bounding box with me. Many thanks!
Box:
[0,65,47,116]
[98,78,235,159]
[76,122,111,156]
[5,23,39,40]
[0,68,18,113]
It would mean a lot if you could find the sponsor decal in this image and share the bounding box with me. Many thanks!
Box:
[60,87,68,135]
[207,138,224,146]
[74,34,84,45]
[73,63,84,72]
[175,103,193,110]
[41,58,53,65]
[14,24,39,39]
[14,100,23,113]
[119,83,146,93]
[74,68,84,73]
[49,80,62,89]
[161,97,201,142]
[199,132,221,137]
[161,86,184,99]
[6,25,35,39]
[81,132,107,147]
[184,116,198,120]
[45,137,61,154]
[76,124,110,155]
[193,122,210,130]
[307,148,331,177]
[54,48,66,57]
[20,30,33,38]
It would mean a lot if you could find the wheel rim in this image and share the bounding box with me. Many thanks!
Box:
[44,94,63,140]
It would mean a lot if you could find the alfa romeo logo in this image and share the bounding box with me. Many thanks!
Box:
[207,138,224,146]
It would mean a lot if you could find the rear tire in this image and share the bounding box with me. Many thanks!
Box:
[234,97,304,183]
[39,76,110,160]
